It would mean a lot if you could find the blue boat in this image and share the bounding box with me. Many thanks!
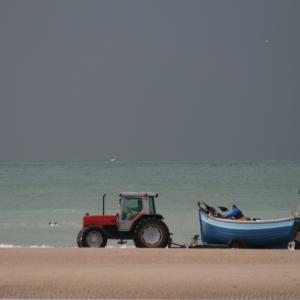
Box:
[199,206,300,249]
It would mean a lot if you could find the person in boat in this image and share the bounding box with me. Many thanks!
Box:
[224,204,244,219]
[126,199,143,220]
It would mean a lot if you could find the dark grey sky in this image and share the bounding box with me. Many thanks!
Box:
[0,0,299,161]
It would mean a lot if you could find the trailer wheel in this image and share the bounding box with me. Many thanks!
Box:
[81,226,107,248]
[133,217,170,248]
[77,229,84,247]
[228,238,247,249]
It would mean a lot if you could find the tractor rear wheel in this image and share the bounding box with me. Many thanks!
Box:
[133,217,170,248]
[81,226,107,248]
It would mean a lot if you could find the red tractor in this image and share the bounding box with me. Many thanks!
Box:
[77,192,170,248]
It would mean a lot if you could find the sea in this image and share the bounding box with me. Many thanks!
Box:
[0,160,300,248]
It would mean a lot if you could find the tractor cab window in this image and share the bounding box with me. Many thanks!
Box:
[149,196,156,214]
[122,197,143,221]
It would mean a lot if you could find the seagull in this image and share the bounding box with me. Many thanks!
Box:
[48,222,59,227]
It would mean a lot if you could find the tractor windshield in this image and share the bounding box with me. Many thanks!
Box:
[122,197,143,220]
[149,196,156,214]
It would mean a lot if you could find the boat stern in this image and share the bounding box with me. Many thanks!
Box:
[294,217,300,249]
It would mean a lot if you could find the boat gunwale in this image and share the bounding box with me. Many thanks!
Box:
[200,210,296,225]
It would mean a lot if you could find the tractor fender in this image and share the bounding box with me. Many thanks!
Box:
[83,224,113,236]
[84,224,104,229]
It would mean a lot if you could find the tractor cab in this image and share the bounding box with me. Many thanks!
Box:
[118,192,157,231]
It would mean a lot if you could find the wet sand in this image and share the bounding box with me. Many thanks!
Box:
[0,248,299,299]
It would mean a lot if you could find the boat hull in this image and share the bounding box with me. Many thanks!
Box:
[199,209,300,248]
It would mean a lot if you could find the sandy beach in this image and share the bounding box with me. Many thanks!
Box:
[0,248,299,299]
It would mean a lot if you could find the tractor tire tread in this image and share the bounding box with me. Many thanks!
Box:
[133,217,170,248]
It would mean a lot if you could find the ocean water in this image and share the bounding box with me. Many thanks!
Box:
[0,161,300,248]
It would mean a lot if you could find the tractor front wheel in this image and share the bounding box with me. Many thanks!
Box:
[81,226,107,248]
[134,218,170,248]
[77,229,84,247]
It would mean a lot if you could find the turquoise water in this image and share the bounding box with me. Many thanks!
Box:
[0,161,300,247]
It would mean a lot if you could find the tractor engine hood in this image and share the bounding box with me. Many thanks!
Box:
[83,214,118,228]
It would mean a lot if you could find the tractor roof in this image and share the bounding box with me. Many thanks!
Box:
[120,192,158,198]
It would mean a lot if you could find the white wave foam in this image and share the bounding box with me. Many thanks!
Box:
[0,244,21,248]
[0,244,53,248]
[0,244,136,249]
[29,245,53,248]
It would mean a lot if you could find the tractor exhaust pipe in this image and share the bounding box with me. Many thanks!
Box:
[102,193,106,215]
